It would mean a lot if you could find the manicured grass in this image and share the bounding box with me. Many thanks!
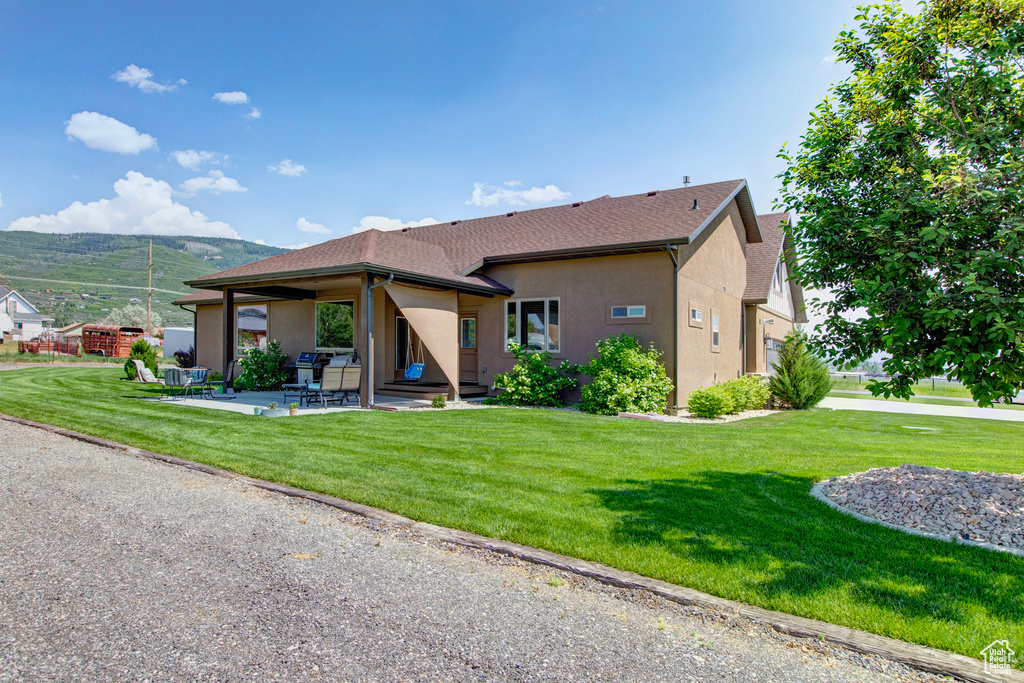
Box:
[2,367,1022,663]
[829,390,1024,411]
[831,376,975,398]
[0,344,129,364]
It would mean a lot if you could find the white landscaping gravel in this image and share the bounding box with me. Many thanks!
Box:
[0,418,943,682]
[818,465,1024,554]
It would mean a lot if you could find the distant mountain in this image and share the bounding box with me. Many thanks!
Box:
[0,232,290,328]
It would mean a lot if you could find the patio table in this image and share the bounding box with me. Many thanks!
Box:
[282,383,307,405]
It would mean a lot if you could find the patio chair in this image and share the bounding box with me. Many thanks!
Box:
[306,366,344,408]
[132,359,168,398]
[163,367,195,400]
[204,360,237,400]
[337,365,361,403]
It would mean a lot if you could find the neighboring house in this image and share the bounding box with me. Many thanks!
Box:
[0,286,54,342]
[174,180,806,408]
[58,321,87,337]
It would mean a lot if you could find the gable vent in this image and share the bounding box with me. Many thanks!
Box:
[506,211,516,217]
[647,190,658,197]
[450,220,461,225]
[572,201,582,207]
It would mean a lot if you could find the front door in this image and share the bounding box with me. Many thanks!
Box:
[459,315,478,383]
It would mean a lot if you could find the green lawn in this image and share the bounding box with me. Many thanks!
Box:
[2,367,1022,663]
[831,376,975,398]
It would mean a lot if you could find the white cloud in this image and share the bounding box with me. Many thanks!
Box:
[112,64,185,93]
[267,159,307,177]
[6,171,238,238]
[213,91,250,105]
[0,192,3,208]
[65,111,158,155]
[247,107,261,119]
[352,216,438,234]
[178,170,247,196]
[466,181,570,207]
[297,217,331,235]
[821,53,840,66]
[170,149,222,170]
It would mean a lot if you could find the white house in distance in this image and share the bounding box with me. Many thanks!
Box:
[0,286,53,342]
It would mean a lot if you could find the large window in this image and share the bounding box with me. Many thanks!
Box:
[237,304,267,355]
[316,300,354,351]
[505,298,559,352]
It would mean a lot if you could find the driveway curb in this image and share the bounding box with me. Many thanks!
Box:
[3,412,1019,683]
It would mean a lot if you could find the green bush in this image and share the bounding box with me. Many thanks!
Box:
[721,375,771,413]
[686,385,734,418]
[494,342,578,407]
[123,339,158,380]
[769,331,832,409]
[431,394,447,409]
[579,333,675,415]
[235,340,289,392]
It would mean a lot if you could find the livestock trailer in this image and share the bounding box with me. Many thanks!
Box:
[82,324,145,357]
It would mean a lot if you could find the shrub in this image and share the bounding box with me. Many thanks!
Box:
[721,375,771,413]
[124,339,158,380]
[431,394,447,409]
[686,385,734,418]
[493,342,578,407]
[235,340,289,392]
[173,345,196,368]
[769,331,832,409]
[579,333,675,415]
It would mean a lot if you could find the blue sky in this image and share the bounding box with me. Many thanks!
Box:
[0,1,857,248]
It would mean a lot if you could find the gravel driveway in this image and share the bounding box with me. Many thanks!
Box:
[0,418,940,682]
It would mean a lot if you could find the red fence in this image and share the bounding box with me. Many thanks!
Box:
[18,334,81,356]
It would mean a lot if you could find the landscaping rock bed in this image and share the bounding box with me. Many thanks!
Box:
[818,465,1024,554]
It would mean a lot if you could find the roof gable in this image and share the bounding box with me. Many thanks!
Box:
[743,212,807,323]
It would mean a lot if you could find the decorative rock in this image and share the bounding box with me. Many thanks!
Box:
[818,465,1024,554]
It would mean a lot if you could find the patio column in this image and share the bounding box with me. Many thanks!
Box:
[221,288,234,386]
[361,275,373,407]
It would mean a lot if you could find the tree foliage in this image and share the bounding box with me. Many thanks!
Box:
[778,0,1024,404]
[579,333,675,415]
[124,339,158,380]
[235,340,289,391]
[768,332,833,410]
[106,303,161,330]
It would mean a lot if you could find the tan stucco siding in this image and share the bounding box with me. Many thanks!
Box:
[674,200,748,401]
[195,304,223,371]
[480,252,676,401]
[746,304,795,375]
[268,300,315,357]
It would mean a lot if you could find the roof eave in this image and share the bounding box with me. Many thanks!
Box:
[688,180,763,246]
[471,238,689,271]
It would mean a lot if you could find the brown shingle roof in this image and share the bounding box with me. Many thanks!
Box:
[743,212,807,323]
[186,180,761,294]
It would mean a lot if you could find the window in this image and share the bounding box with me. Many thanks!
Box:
[461,318,476,348]
[691,308,702,323]
[505,298,559,352]
[316,300,354,351]
[774,259,785,291]
[237,304,267,355]
[611,305,646,319]
[711,313,720,348]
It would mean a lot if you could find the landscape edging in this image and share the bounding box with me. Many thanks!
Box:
[2,412,1019,683]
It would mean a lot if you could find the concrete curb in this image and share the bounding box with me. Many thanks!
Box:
[2,412,1020,683]
[810,482,1024,559]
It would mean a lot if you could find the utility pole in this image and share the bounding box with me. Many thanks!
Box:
[147,239,153,334]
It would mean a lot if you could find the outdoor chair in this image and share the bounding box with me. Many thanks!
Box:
[305,366,344,408]
[337,365,361,403]
[132,359,168,398]
[162,367,195,400]
[204,359,237,400]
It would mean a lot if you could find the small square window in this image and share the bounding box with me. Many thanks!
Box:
[611,306,628,318]
[627,306,646,317]
[691,308,702,323]
[611,305,646,319]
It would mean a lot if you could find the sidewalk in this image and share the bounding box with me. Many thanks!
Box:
[820,396,1024,423]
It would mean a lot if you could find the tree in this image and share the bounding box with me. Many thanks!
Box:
[106,303,161,330]
[769,332,833,410]
[778,0,1024,405]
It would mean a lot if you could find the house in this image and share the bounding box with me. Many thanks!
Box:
[0,286,54,342]
[174,180,806,409]
[58,321,87,337]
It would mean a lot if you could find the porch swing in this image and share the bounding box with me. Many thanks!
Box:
[402,333,425,382]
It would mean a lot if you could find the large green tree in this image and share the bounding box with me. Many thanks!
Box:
[779,0,1024,404]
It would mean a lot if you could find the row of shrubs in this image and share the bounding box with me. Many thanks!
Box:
[492,333,674,415]
[495,330,831,418]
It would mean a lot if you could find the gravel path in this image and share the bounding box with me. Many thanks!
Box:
[0,419,940,682]
[819,465,1024,554]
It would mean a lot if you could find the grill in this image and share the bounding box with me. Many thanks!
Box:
[294,352,330,384]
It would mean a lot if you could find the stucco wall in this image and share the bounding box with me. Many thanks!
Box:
[195,304,224,371]
[745,304,795,375]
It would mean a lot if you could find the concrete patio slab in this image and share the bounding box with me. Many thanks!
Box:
[143,391,434,415]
